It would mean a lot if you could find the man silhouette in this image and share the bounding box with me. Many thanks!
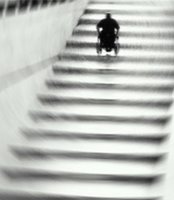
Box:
[97,13,120,46]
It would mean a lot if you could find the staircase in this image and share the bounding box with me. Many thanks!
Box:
[0,0,174,199]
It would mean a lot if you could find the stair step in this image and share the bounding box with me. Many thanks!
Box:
[0,182,161,200]
[62,50,174,62]
[79,18,174,27]
[87,2,173,10]
[82,12,174,19]
[52,59,174,73]
[12,136,162,153]
[74,27,174,39]
[11,145,165,162]
[2,157,159,176]
[2,166,162,183]
[38,93,172,107]
[81,13,174,24]
[35,98,169,115]
[46,74,174,86]
[70,34,174,46]
[29,109,170,124]
[89,0,170,5]
[73,28,174,40]
[85,8,174,17]
[46,79,174,92]
[25,119,165,137]
[59,53,174,65]
[67,40,174,52]
[75,24,174,38]
[52,64,174,77]
[63,42,174,57]
[22,127,168,142]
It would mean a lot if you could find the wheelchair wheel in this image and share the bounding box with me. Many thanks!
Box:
[114,43,120,55]
[96,42,102,54]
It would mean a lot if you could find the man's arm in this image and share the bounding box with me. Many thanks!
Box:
[97,20,103,35]
[97,24,100,34]
[114,20,120,35]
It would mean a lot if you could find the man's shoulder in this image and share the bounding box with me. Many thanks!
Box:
[111,18,117,23]
[99,18,106,23]
[97,18,106,26]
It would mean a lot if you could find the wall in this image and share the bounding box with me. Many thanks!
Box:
[0,0,88,80]
[0,0,89,165]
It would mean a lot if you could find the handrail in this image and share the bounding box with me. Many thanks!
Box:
[0,0,75,17]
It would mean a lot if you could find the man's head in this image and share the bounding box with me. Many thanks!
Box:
[106,12,111,19]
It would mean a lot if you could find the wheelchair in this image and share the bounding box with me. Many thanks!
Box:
[96,32,120,55]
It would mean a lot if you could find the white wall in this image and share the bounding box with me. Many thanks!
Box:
[0,0,88,79]
[0,0,89,165]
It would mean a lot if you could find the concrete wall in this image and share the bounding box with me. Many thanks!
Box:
[0,0,89,165]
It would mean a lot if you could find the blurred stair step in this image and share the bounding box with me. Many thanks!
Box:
[11,146,165,162]
[52,65,174,77]
[22,127,168,142]
[46,79,174,92]
[52,60,174,74]
[37,93,172,107]
[2,166,162,183]
[59,53,174,65]
[2,158,158,176]
[29,109,170,124]
[0,182,161,200]
[64,45,174,58]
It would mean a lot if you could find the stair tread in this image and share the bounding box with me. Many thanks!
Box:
[64,45,174,58]
[29,109,170,124]
[67,40,174,51]
[26,120,165,135]
[38,90,172,100]
[70,33,174,45]
[79,19,174,28]
[22,127,167,140]
[53,63,174,75]
[53,60,174,71]
[46,75,174,85]
[76,24,174,33]
[34,103,168,117]
[1,159,158,175]
[0,181,161,199]
[81,14,174,23]
[46,80,174,92]
[12,140,165,154]
[87,3,173,11]
[2,165,162,179]
[38,92,172,107]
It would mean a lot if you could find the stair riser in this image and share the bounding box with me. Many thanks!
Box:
[85,9,174,16]
[89,0,168,5]
[4,171,160,183]
[0,193,161,200]
[38,96,172,108]
[73,29,174,39]
[79,19,174,27]
[12,150,164,163]
[58,54,174,65]
[66,42,174,52]
[53,67,174,77]
[22,132,166,143]
[46,81,173,92]
[29,112,169,124]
